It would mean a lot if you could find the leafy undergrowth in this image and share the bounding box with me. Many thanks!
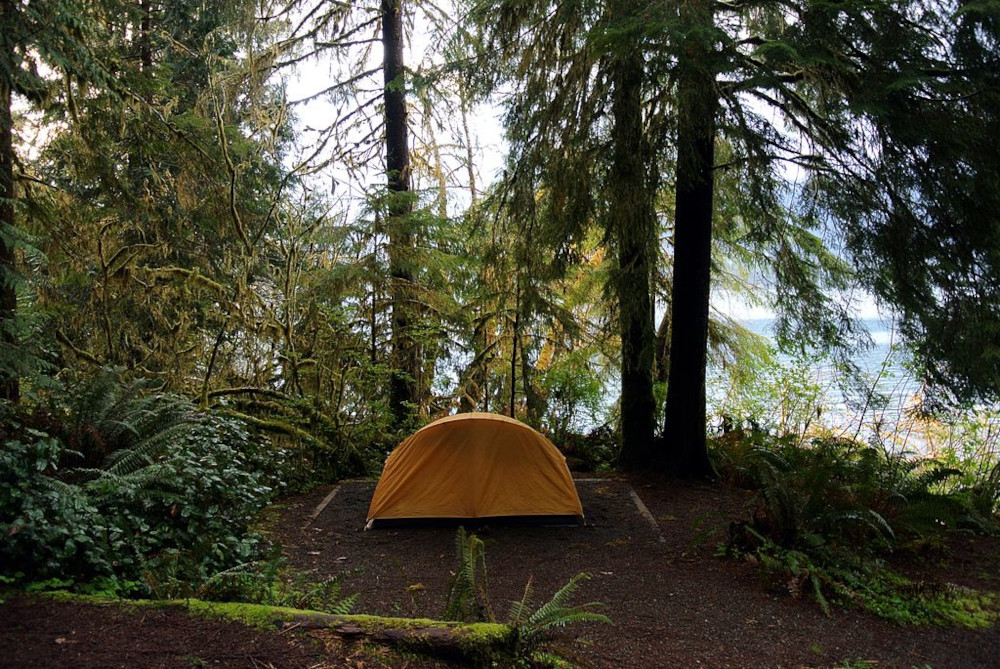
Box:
[713,429,1000,627]
[0,367,381,606]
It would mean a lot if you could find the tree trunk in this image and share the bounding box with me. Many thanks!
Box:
[382,0,418,428]
[608,14,656,469]
[0,68,19,403]
[661,0,717,478]
[139,0,153,75]
[509,279,520,418]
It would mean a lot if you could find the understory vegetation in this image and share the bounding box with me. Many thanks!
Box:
[0,368,313,599]
[712,421,999,627]
[2,360,999,632]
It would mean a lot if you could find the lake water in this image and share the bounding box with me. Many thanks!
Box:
[708,317,926,449]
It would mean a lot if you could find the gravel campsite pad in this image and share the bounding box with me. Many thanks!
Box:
[3,475,998,668]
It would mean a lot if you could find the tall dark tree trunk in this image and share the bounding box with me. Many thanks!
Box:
[139,0,153,74]
[0,67,19,403]
[382,0,418,428]
[608,15,657,469]
[662,0,717,478]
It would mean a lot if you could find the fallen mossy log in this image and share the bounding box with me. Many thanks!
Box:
[276,610,516,659]
[39,593,517,665]
[183,601,517,662]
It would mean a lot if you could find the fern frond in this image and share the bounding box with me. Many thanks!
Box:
[907,463,962,494]
[104,421,194,476]
[521,572,611,638]
[529,572,589,618]
[810,572,830,616]
[866,509,895,541]
[329,592,359,615]
[507,576,534,628]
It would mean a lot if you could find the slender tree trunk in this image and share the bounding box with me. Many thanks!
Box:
[481,317,490,412]
[370,283,377,364]
[139,0,153,75]
[522,332,544,426]
[509,279,520,418]
[382,0,418,428]
[0,68,19,403]
[662,0,717,478]
[459,82,478,205]
[608,11,656,469]
[654,311,670,387]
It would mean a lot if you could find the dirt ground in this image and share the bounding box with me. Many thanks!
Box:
[271,475,1000,668]
[3,474,998,668]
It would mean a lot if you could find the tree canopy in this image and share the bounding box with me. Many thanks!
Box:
[1,0,998,473]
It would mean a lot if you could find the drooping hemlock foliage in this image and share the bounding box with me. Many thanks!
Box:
[0,0,124,401]
[672,0,1000,464]
[460,0,871,473]
[461,0,677,467]
[809,0,1000,405]
[695,0,1000,409]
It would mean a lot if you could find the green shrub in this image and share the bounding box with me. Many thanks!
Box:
[0,429,109,577]
[0,370,289,596]
[212,392,376,491]
[125,414,287,591]
[538,349,609,446]
[557,425,617,472]
[715,429,999,625]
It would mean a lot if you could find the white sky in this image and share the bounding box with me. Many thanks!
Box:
[283,3,508,214]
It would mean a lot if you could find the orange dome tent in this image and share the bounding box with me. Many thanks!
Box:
[366,413,584,528]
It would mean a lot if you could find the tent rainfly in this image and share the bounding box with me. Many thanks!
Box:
[365,413,584,528]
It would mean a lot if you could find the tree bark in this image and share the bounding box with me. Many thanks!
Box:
[0,65,19,403]
[608,14,656,469]
[382,0,418,428]
[662,0,717,478]
[139,0,153,75]
[509,279,520,417]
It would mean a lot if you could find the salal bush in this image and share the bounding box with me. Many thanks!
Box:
[0,376,288,595]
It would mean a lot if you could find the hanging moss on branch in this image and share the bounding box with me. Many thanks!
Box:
[215,409,319,444]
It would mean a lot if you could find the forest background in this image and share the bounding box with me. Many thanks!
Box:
[2,0,1000,624]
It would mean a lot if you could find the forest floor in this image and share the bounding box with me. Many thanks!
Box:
[3,474,998,668]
